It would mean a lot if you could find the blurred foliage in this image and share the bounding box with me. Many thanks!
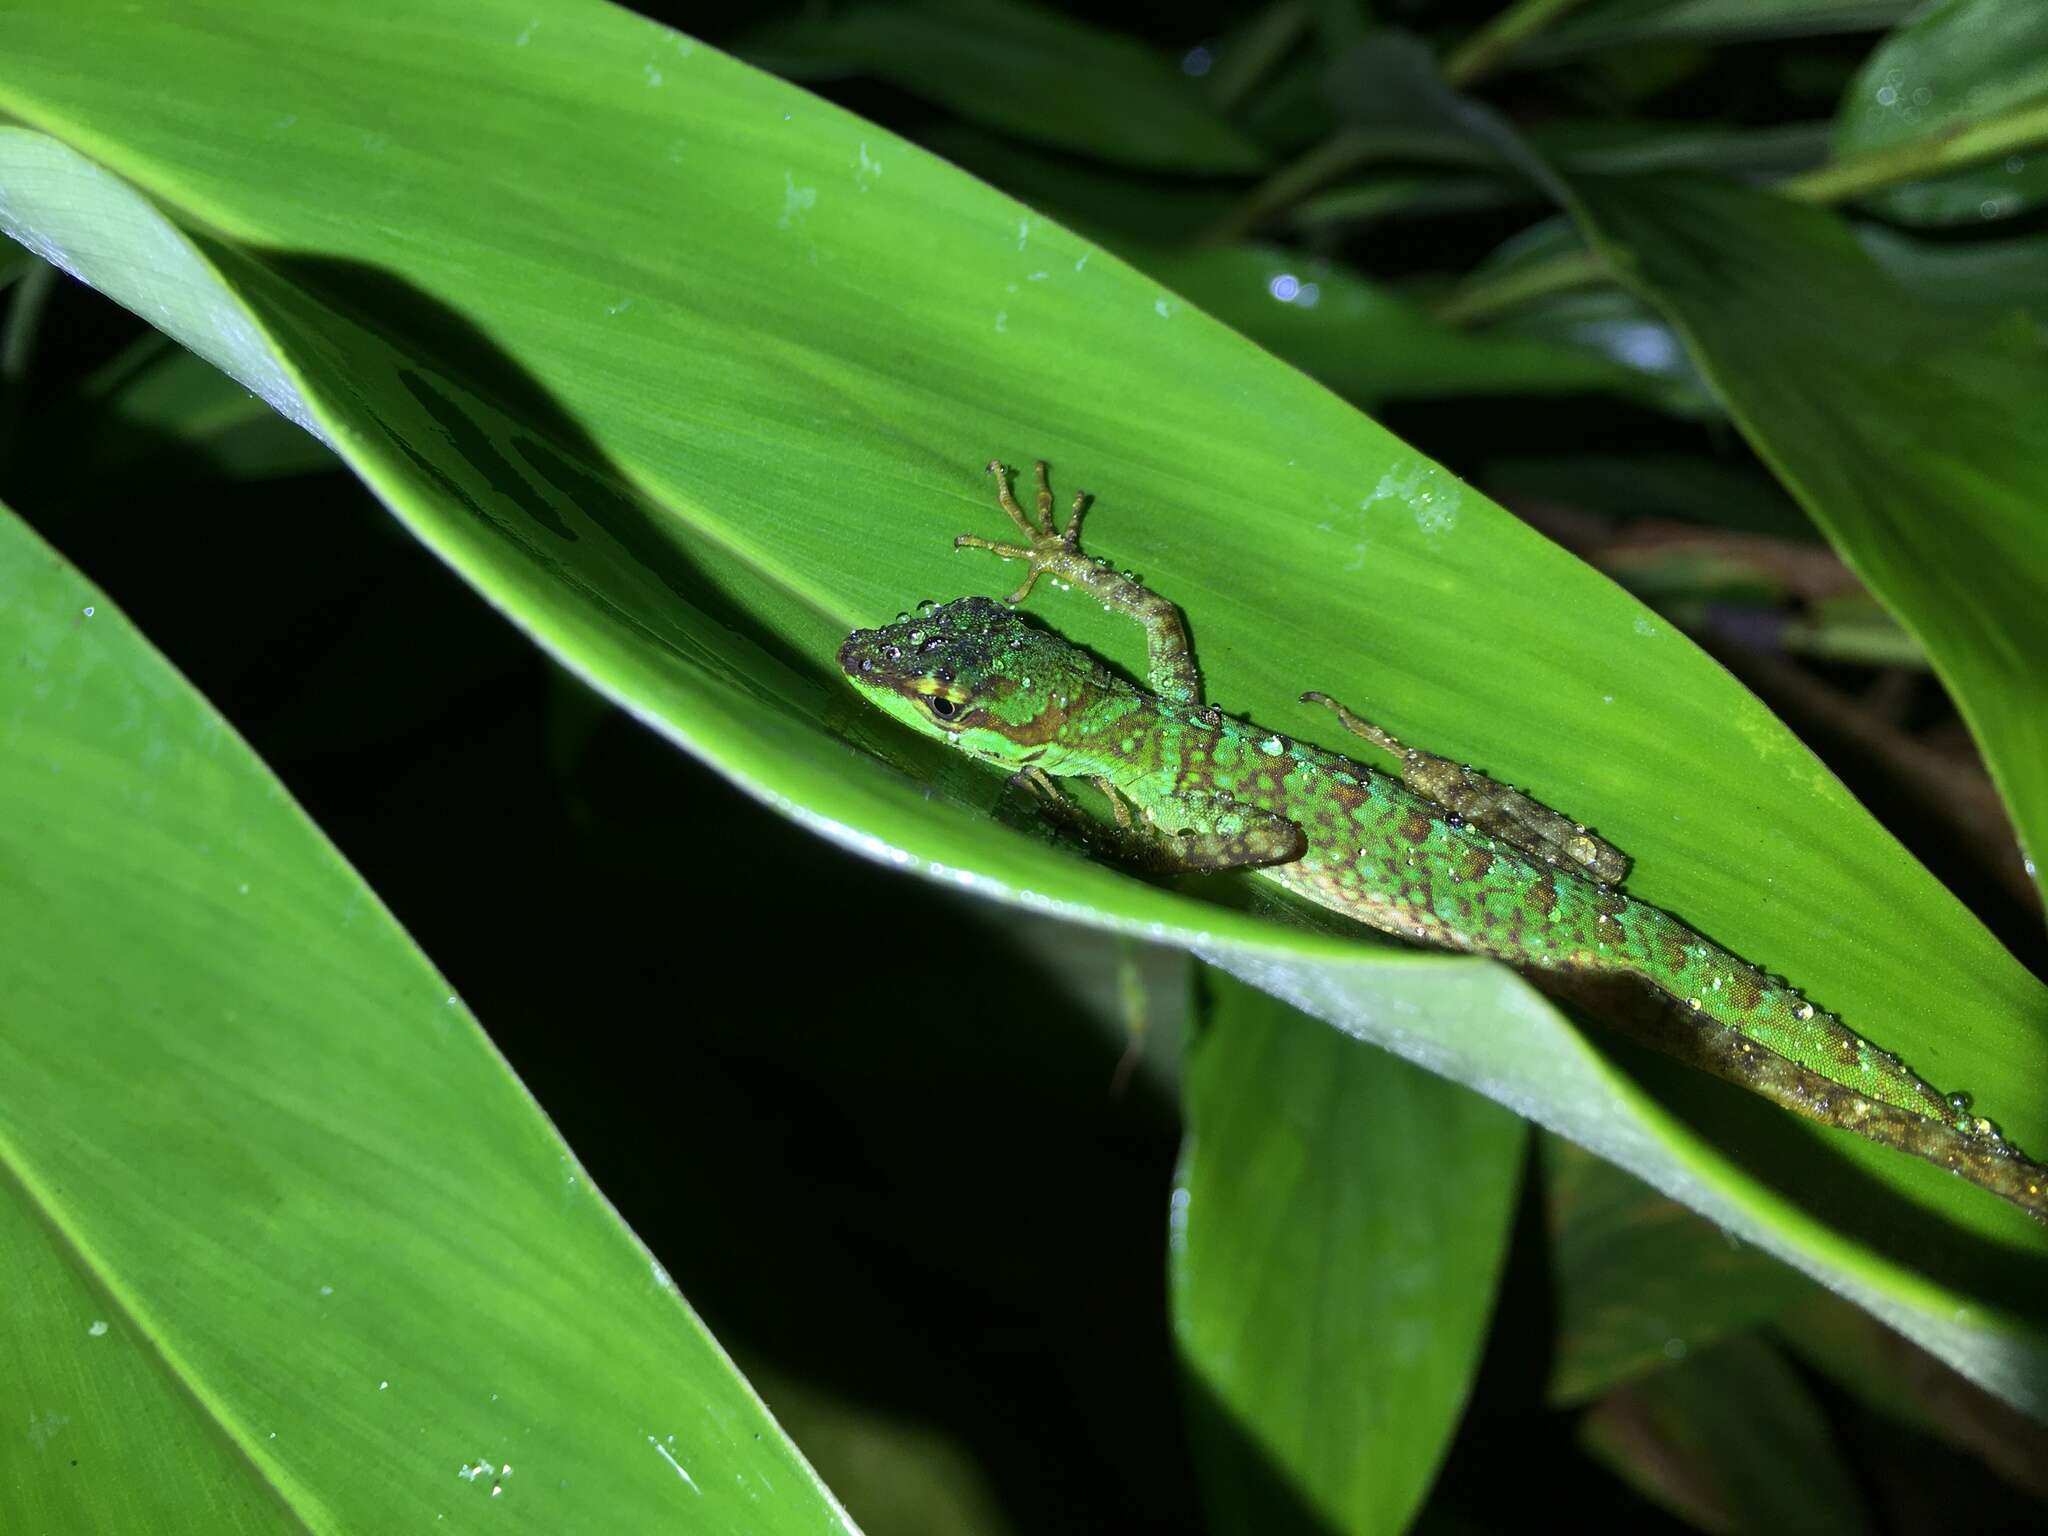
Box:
[5,0,2047,1531]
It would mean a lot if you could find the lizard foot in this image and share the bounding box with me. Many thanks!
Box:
[955,458,1092,604]
[954,456,1202,708]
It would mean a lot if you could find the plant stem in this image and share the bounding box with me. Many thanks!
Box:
[1778,101,2048,206]
[1432,247,1607,327]
[1442,0,1594,89]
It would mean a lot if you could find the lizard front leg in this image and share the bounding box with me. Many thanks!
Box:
[1012,767,1305,874]
[957,458,1204,708]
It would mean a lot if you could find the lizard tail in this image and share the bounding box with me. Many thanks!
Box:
[1601,901,2048,1222]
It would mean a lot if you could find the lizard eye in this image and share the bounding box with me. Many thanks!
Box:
[926,695,958,719]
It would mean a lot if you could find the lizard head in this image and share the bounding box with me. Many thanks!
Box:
[838,596,1103,767]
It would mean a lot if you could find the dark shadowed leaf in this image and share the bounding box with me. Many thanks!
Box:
[1544,1138,1814,1405]
[1580,1334,1871,1532]
[743,0,1265,174]
[1777,1293,2048,1496]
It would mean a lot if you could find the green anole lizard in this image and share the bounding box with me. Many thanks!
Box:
[839,458,2048,1222]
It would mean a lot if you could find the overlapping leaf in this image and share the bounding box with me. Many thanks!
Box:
[0,503,848,1532]
[1580,1336,1870,1530]
[1173,979,1522,1535]
[1543,1138,1814,1405]
[1570,174,2048,911]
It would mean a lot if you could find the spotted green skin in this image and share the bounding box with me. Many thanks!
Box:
[838,461,2047,1220]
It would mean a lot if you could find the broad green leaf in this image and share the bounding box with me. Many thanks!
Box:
[1524,0,1914,62]
[1835,0,2048,226]
[1173,976,1523,1536]
[1580,1335,1871,1532]
[3,1175,284,1534]
[1569,174,2048,910]
[743,0,1264,175]
[3,1,2047,1421]
[0,502,846,1532]
[1543,1138,1814,1405]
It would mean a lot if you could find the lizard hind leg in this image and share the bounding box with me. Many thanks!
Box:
[1299,690,1405,758]
[1010,767,1305,874]
[1087,774,1307,872]
[1150,790,1308,872]
[1301,690,1631,884]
